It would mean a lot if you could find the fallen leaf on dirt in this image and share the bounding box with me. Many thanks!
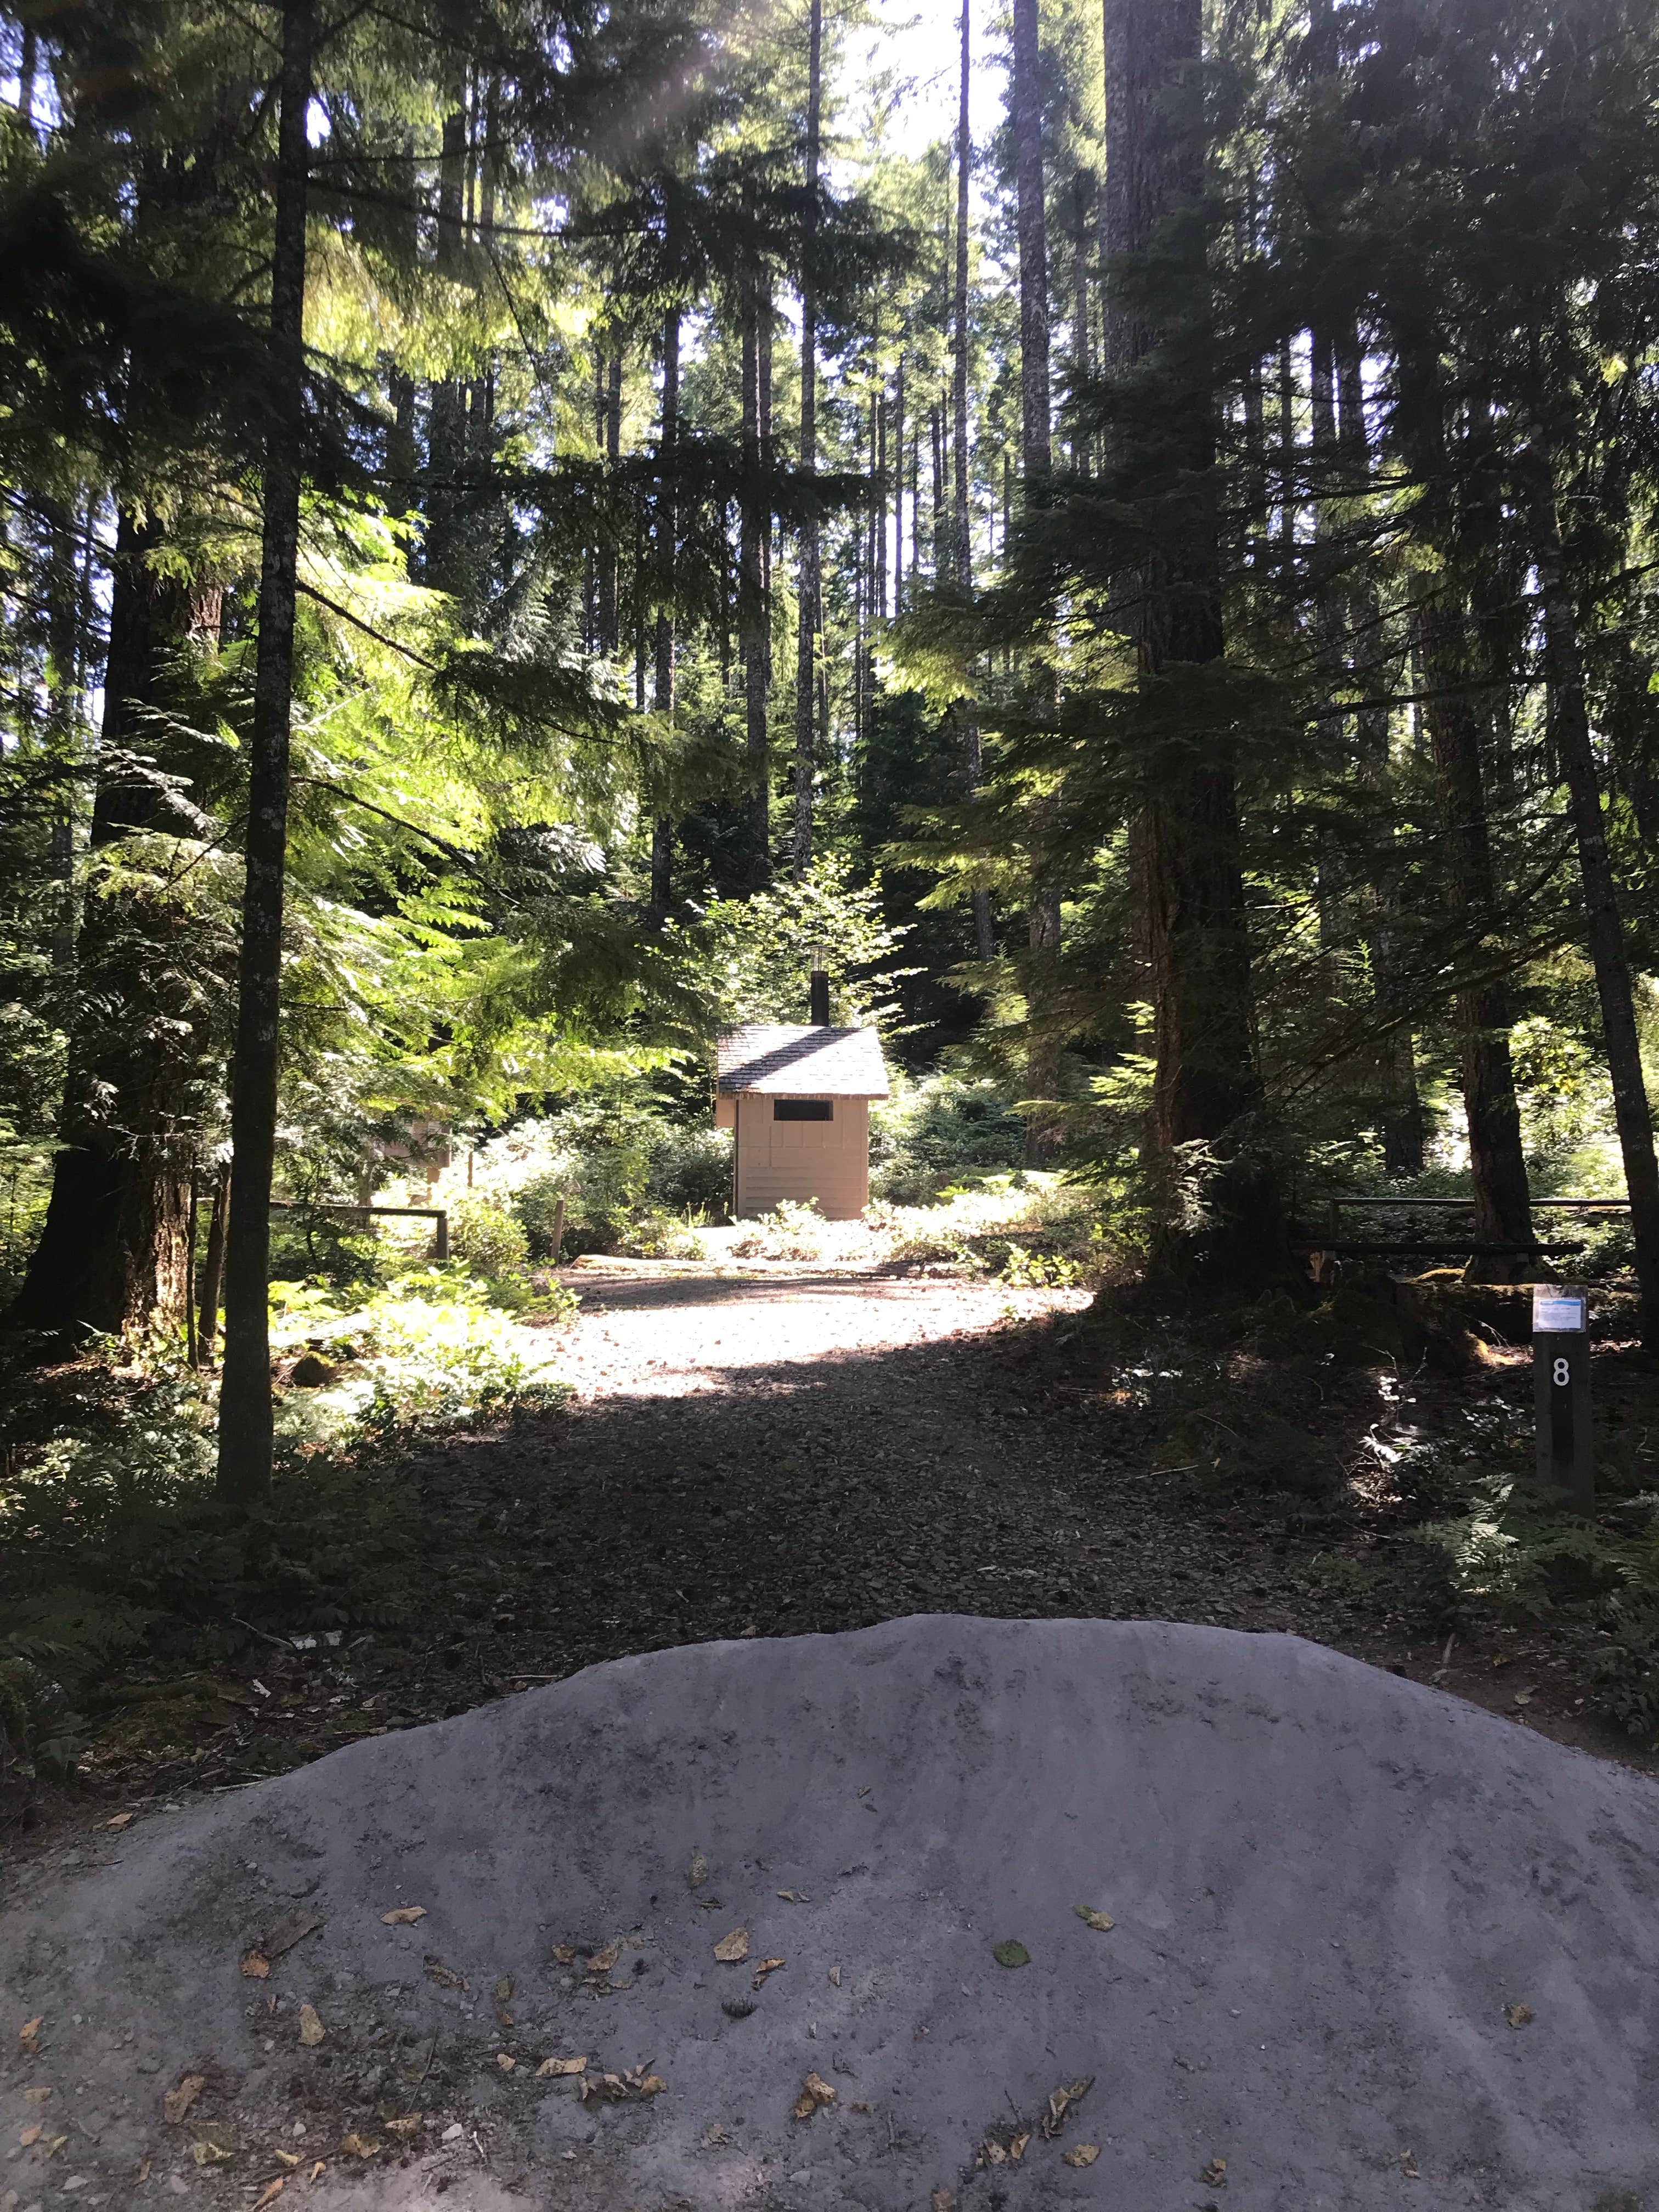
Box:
[686,1848,709,1889]
[18,2018,42,2054]
[828,1965,842,1987]
[578,2067,664,2105]
[713,1927,750,1964]
[752,1957,786,1989]
[297,2005,325,2048]
[340,2134,382,2158]
[932,2190,957,2211]
[308,2159,325,2181]
[1200,2157,1228,2187]
[535,2056,586,2078]
[1400,2149,1420,2179]
[19,2126,42,2148]
[424,1956,468,1990]
[163,2075,205,2125]
[105,1812,135,1830]
[585,1943,620,1976]
[550,1944,574,1965]
[22,2088,50,2105]
[191,2140,233,2165]
[978,2140,1006,2167]
[1009,2131,1030,2163]
[273,2148,302,2166]
[1074,1906,1115,1933]
[776,1889,811,1903]
[495,2053,515,2073]
[1040,2077,1094,2140]
[1513,1688,1535,1708]
[261,1912,322,1959]
[253,2178,285,2209]
[1062,2144,1101,2169]
[493,1975,514,2002]
[792,2072,836,2121]
[380,1907,427,1926]
[991,1940,1029,1970]
[383,2117,422,2139]
[1504,2002,1533,2028]
[42,2132,68,2157]
[241,1950,271,1979]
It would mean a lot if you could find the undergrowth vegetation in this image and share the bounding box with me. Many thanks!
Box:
[0,1263,574,1801]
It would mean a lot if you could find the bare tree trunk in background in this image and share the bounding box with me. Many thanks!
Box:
[792,0,822,881]
[1011,0,1051,482]
[423,78,469,590]
[1393,330,1532,1271]
[954,0,995,967]
[1104,0,1283,1289]
[740,216,771,879]
[875,387,888,622]
[1532,469,1659,1342]
[1070,166,1092,472]
[599,347,622,653]
[953,7,973,579]
[216,0,314,1503]
[650,307,679,922]
[1012,0,1064,1159]
[198,1168,229,1365]
[1417,595,1534,1269]
[892,353,905,611]
[1336,336,1423,1174]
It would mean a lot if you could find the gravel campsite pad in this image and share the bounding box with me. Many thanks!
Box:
[4,1616,1658,2212]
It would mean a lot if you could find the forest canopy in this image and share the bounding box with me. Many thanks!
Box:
[4,0,1659,1499]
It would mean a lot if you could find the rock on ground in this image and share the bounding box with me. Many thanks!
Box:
[2,1617,1656,2212]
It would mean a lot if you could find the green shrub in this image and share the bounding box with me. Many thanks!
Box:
[731,1198,828,1260]
[647,1124,732,1220]
[871,1075,1025,1205]
[449,1197,531,1276]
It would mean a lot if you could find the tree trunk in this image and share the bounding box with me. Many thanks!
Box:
[1104,0,1283,1290]
[216,0,314,1504]
[1337,334,1423,1173]
[1011,0,1051,482]
[1416,593,1534,1267]
[650,306,679,922]
[740,221,770,878]
[953,5,973,579]
[892,353,905,611]
[1532,469,1659,1341]
[953,0,994,965]
[1070,166,1092,472]
[600,347,622,653]
[7,506,199,1346]
[1011,0,1064,1148]
[198,1168,229,1364]
[422,81,469,591]
[792,0,822,881]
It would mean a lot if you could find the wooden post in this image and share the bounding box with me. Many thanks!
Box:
[435,1209,450,1264]
[1533,1285,1592,1508]
[550,1197,566,1265]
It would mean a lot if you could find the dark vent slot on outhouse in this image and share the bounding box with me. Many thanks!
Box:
[774,1099,833,1121]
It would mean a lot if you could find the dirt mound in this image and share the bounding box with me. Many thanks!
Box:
[2,1617,1656,2211]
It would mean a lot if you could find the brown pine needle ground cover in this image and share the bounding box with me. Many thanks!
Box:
[8,1252,1659,1844]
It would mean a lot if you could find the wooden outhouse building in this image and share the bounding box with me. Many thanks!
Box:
[715,1022,890,1220]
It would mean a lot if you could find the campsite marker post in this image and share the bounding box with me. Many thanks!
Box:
[1532,1286,1592,1508]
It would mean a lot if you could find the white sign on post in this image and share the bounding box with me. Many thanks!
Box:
[1532,1290,1588,1335]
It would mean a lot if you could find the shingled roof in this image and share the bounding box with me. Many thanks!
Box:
[716,1024,890,1098]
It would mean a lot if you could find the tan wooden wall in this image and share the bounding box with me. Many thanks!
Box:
[731,1094,870,1220]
